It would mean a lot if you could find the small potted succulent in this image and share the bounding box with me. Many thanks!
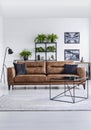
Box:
[19,49,32,60]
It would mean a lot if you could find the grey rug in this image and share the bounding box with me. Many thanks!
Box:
[0,88,91,111]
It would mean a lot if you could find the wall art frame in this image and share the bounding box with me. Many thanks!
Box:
[64,32,80,44]
[64,49,80,61]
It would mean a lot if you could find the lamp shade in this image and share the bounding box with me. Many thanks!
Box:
[8,48,13,54]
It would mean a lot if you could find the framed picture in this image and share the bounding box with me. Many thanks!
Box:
[64,32,80,43]
[64,49,80,61]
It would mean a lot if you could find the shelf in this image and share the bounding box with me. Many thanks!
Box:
[35,51,45,53]
[35,42,57,44]
[35,42,57,61]
[35,51,56,53]
[46,51,56,52]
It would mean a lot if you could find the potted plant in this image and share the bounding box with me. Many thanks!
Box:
[19,49,32,60]
[34,34,46,43]
[46,33,58,42]
[35,47,45,52]
[46,34,52,42]
[46,46,56,52]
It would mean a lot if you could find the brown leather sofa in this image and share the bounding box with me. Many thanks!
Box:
[7,61,86,90]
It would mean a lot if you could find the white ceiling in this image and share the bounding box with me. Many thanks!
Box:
[0,0,91,18]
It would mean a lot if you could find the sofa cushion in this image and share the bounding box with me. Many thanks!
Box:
[47,61,74,74]
[64,64,78,74]
[14,63,27,75]
[14,74,46,83]
[26,67,45,74]
[17,61,46,74]
[47,74,79,81]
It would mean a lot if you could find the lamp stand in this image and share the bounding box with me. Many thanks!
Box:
[0,47,13,83]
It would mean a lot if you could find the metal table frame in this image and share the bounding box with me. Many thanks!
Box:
[49,77,88,103]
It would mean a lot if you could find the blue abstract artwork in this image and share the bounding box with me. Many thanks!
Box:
[64,32,80,43]
[64,49,80,61]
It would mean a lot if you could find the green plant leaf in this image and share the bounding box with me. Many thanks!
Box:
[19,49,32,57]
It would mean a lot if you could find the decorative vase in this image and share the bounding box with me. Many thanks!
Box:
[81,57,84,62]
[38,55,40,60]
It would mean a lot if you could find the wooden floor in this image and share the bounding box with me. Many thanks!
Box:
[0,82,91,130]
[0,111,91,130]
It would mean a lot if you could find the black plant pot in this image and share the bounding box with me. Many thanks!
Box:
[23,56,28,61]
[51,39,54,43]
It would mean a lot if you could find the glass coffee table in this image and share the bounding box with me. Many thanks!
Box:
[49,77,88,103]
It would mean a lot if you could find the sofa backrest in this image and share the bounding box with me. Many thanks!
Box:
[17,60,74,75]
[17,61,46,74]
[47,61,74,74]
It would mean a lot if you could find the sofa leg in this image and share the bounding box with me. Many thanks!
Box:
[8,85,10,90]
[83,84,85,89]
[34,86,37,89]
[12,85,14,89]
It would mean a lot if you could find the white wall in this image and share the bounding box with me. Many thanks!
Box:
[3,18,89,66]
[89,17,91,62]
[89,17,91,78]
[0,16,3,74]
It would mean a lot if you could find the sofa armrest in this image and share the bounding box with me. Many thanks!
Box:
[77,67,86,78]
[7,67,16,84]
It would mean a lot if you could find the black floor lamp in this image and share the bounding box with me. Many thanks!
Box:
[0,47,13,83]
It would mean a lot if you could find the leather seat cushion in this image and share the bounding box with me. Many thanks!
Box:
[14,74,46,83]
[47,74,79,81]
